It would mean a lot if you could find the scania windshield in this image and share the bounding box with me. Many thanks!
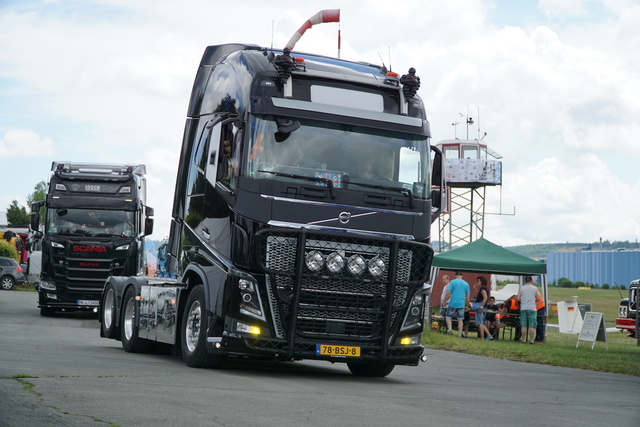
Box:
[244,116,430,199]
[46,208,136,238]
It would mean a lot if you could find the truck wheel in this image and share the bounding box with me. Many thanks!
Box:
[101,285,117,338]
[181,285,225,369]
[121,287,152,353]
[1,276,15,290]
[347,361,395,377]
[40,307,55,317]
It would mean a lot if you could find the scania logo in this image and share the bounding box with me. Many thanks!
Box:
[79,262,100,267]
[338,211,351,224]
[72,245,107,253]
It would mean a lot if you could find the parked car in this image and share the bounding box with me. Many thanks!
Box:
[0,256,26,290]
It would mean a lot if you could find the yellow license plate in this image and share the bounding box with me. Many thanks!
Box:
[316,344,361,357]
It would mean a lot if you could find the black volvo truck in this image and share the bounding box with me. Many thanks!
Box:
[31,162,153,316]
[99,43,444,377]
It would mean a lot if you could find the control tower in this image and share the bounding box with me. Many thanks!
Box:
[436,138,502,252]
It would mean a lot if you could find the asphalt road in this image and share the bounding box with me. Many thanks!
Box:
[1,291,639,427]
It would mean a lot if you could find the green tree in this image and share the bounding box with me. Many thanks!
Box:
[26,180,48,218]
[6,200,29,226]
[0,240,17,258]
[557,277,573,288]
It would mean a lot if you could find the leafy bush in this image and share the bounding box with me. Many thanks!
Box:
[0,240,17,258]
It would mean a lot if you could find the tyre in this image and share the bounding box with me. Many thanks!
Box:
[347,361,395,377]
[40,307,55,317]
[1,275,15,290]
[120,286,152,353]
[101,285,117,338]
[181,285,225,368]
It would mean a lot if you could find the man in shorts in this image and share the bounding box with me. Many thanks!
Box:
[517,276,542,344]
[444,271,471,337]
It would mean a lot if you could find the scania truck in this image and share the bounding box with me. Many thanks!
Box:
[31,162,153,316]
[616,279,639,338]
[99,42,444,377]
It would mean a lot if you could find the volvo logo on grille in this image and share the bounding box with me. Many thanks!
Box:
[338,212,351,224]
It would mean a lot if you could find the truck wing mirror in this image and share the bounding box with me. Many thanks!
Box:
[144,206,154,236]
[430,145,444,218]
[31,200,44,212]
[30,212,39,232]
[144,217,154,236]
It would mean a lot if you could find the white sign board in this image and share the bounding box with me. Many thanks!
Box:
[576,312,608,350]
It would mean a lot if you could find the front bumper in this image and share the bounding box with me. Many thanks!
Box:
[208,334,424,366]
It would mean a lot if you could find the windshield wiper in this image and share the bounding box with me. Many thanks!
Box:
[257,170,336,199]
[347,180,415,208]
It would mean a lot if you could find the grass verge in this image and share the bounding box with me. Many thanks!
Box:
[424,287,640,376]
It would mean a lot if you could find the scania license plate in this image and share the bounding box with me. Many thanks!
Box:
[316,344,360,357]
[77,300,100,306]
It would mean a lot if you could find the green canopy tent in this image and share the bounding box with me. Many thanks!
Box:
[432,237,547,275]
[430,238,548,335]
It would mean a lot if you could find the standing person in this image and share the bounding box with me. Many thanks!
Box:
[439,275,451,316]
[517,276,542,344]
[472,276,493,340]
[535,289,546,342]
[444,271,471,338]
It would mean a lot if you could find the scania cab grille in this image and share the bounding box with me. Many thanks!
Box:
[257,229,433,346]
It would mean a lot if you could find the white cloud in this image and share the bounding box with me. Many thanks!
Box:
[0,0,638,246]
[0,130,55,158]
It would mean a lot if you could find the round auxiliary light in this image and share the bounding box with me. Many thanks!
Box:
[326,252,345,274]
[368,256,386,278]
[305,250,324,272]
[347,254,366,276]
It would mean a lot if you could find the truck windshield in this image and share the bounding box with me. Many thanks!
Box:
[244,116,430,198]
[46,208,136,238]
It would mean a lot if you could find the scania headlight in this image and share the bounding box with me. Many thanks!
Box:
[305,250,324,272]
[326,252,345,273]
[51,241,64,249]
[347,254,366,276]
[115,244,130,251]
[238,279,265,320]
[367,256,385,278]
[40,281,57,291]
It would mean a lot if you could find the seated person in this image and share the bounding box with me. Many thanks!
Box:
[500,295,521,341]
[485,296,502,339]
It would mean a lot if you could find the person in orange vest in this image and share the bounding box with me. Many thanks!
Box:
[500,295,521,341]
[535,289,546,342]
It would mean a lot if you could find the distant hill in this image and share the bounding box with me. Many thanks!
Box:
[506,240,640,260]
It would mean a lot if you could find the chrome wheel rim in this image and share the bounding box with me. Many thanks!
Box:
[123,297,135,341]
[103,288,114,330]
[185,300,202,353]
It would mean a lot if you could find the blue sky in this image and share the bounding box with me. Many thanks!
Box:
[1,0,638,246]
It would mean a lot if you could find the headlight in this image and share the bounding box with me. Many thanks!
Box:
[116,244,130,251]
[51,241,64,248]
[305,250,324,272]
[326,252,345,273]
[401,293,424,331]
[347,254,366,276]
[367,256,385,278]
[238,278,265,320]
[40,281,57,291]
